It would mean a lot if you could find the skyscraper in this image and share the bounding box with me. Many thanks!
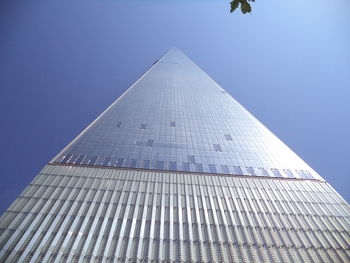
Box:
[0,48,349,262]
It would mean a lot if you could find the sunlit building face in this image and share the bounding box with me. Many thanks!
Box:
[0,48,349,263]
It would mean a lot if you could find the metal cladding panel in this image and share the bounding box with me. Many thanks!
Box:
[52,48,321,180]
[0,165,349,263]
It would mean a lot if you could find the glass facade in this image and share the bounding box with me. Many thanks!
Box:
[52,48,321,180]
[0,48,349,262]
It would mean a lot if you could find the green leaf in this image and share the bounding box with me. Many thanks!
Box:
[241,1,251,14]
[230,0,239,13]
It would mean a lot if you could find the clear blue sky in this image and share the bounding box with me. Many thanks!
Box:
[0,0,349,214]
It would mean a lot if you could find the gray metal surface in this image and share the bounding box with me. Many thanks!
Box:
[0,165,349,262]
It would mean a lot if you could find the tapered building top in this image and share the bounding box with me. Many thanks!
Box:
[53,48,321,181]
[1,48,349,263]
